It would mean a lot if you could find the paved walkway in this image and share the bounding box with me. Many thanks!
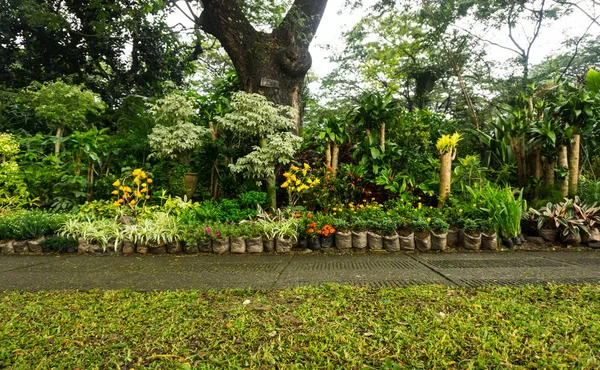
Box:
[1,250,600,290]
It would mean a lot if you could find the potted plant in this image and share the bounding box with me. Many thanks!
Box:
[275,218,299,253]
[573,197,600,245]
[480,219,498,250]
[351,217,368,249]
[413,216,431,252]
[230,222,247,254]
[430,217,449,251]
[366,218,384,251]
[381,217,400,252]
[244,222,264,253]
[333,218,352,250]
[462,218,481,250]
[398,218,415,251]
[306,219,322,251]
[212,223,231,255]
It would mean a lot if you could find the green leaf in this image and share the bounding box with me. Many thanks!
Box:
[586,69,600,93]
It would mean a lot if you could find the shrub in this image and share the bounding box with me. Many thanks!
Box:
[40,236,78,253]
[0,210,68,240]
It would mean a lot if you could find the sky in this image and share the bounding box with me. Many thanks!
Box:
[170,0,600,81]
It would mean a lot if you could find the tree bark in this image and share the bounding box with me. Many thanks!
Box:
[558,145,569,197]
[509,135,527,186]
[331,143,339,176]
[198,0,327,115]
[544,158,555,188]
[325,142,331,167]
[438,151,453,208]
[55,125,64,157]
[568,133,581,197]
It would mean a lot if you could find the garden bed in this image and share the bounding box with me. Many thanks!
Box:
[1,284,599,368]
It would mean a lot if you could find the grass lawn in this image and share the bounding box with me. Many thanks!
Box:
[1,284,599,369]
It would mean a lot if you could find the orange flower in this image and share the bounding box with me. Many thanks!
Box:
[307,213,313,218]
[326,165,333,171]
[308,228,314,233]
[294,213,301,218]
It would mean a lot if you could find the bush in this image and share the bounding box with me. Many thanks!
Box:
[40,236,78,253]
[0,210,68,240]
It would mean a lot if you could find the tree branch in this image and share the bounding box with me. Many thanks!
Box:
[275,0,328,47]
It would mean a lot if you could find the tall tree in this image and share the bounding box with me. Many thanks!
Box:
[181,0,328,132]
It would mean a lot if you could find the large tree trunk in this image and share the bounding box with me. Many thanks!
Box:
[198,0,327,126]
[533,148,543,180]
[54,125,64,157]
[558,145,569,197]
[568,133,581,197]
[325,142,331,167]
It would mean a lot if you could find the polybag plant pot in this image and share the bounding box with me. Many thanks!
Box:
[246,237,264,253]
[560,232,581,245]
[12,240,28,253]
[335,231,352,250]
[136,244,149,254]
[538,228,559,242]
[430,231,447,251]
[167,242,182,254]
[122,240,136,255]
[297,238,308,249]
[415,231,431,252]
[230,236,246,254]
[367,231,383,250]
[383,233,400,252]
[213,237,230,254]
[481,232,498,250]
[321,235,334,249]
[27,237,44,253]
[582,228,600,243]
[399,232,415,250]
[447,228,460,247]
[352,231,367,249]
[462,232,481,250]
[198,241,212,253]
[308,237,321,251]
[150,244,166,254]
[185,243,200,254]
[276,237,293,253]
[263,238,276,252]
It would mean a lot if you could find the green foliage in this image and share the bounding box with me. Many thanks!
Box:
[412,216,429,232]
[430,217,449,233]
[467,183,524,239]
[76,200,118,219]
[40,236,78,253]
[28,80,105,132]
[0,132,19,159]
[462,218,479,233]
[147,91,209,162]
[1,285,599,368]
[0,210,68,240]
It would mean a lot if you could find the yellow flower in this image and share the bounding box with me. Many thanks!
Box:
[145,195,150,199]
[133,177,141,185]
[302,169,307,176]
[333,212,337,216]
[147,178,153,184]
[132,169,141,176]
[459,209,463,213]
[303,163,310,169]
[312,178,320,185]
[427,217,431,222]
[291,165,300,171]
[290,174,297,182]
[307,178,313,184]
[333,207,337,211]
[113,201,121,207]
[281,182,289,188]
[119,186,124,191]
[295,180,301,186]
[418,202,422,209]
[134,190,141,197]
[473,204,477,207]
[142,183,147,188]
[118,198,124,204]
[123,186,132,193]
[112,180,121,187]
[140,188,148,193]
[129,199,136,205]
[283,172,292,178]
[111,190,119,195]
[139,171,147,179]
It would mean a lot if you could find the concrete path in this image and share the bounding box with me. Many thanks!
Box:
[1,250,600,291]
